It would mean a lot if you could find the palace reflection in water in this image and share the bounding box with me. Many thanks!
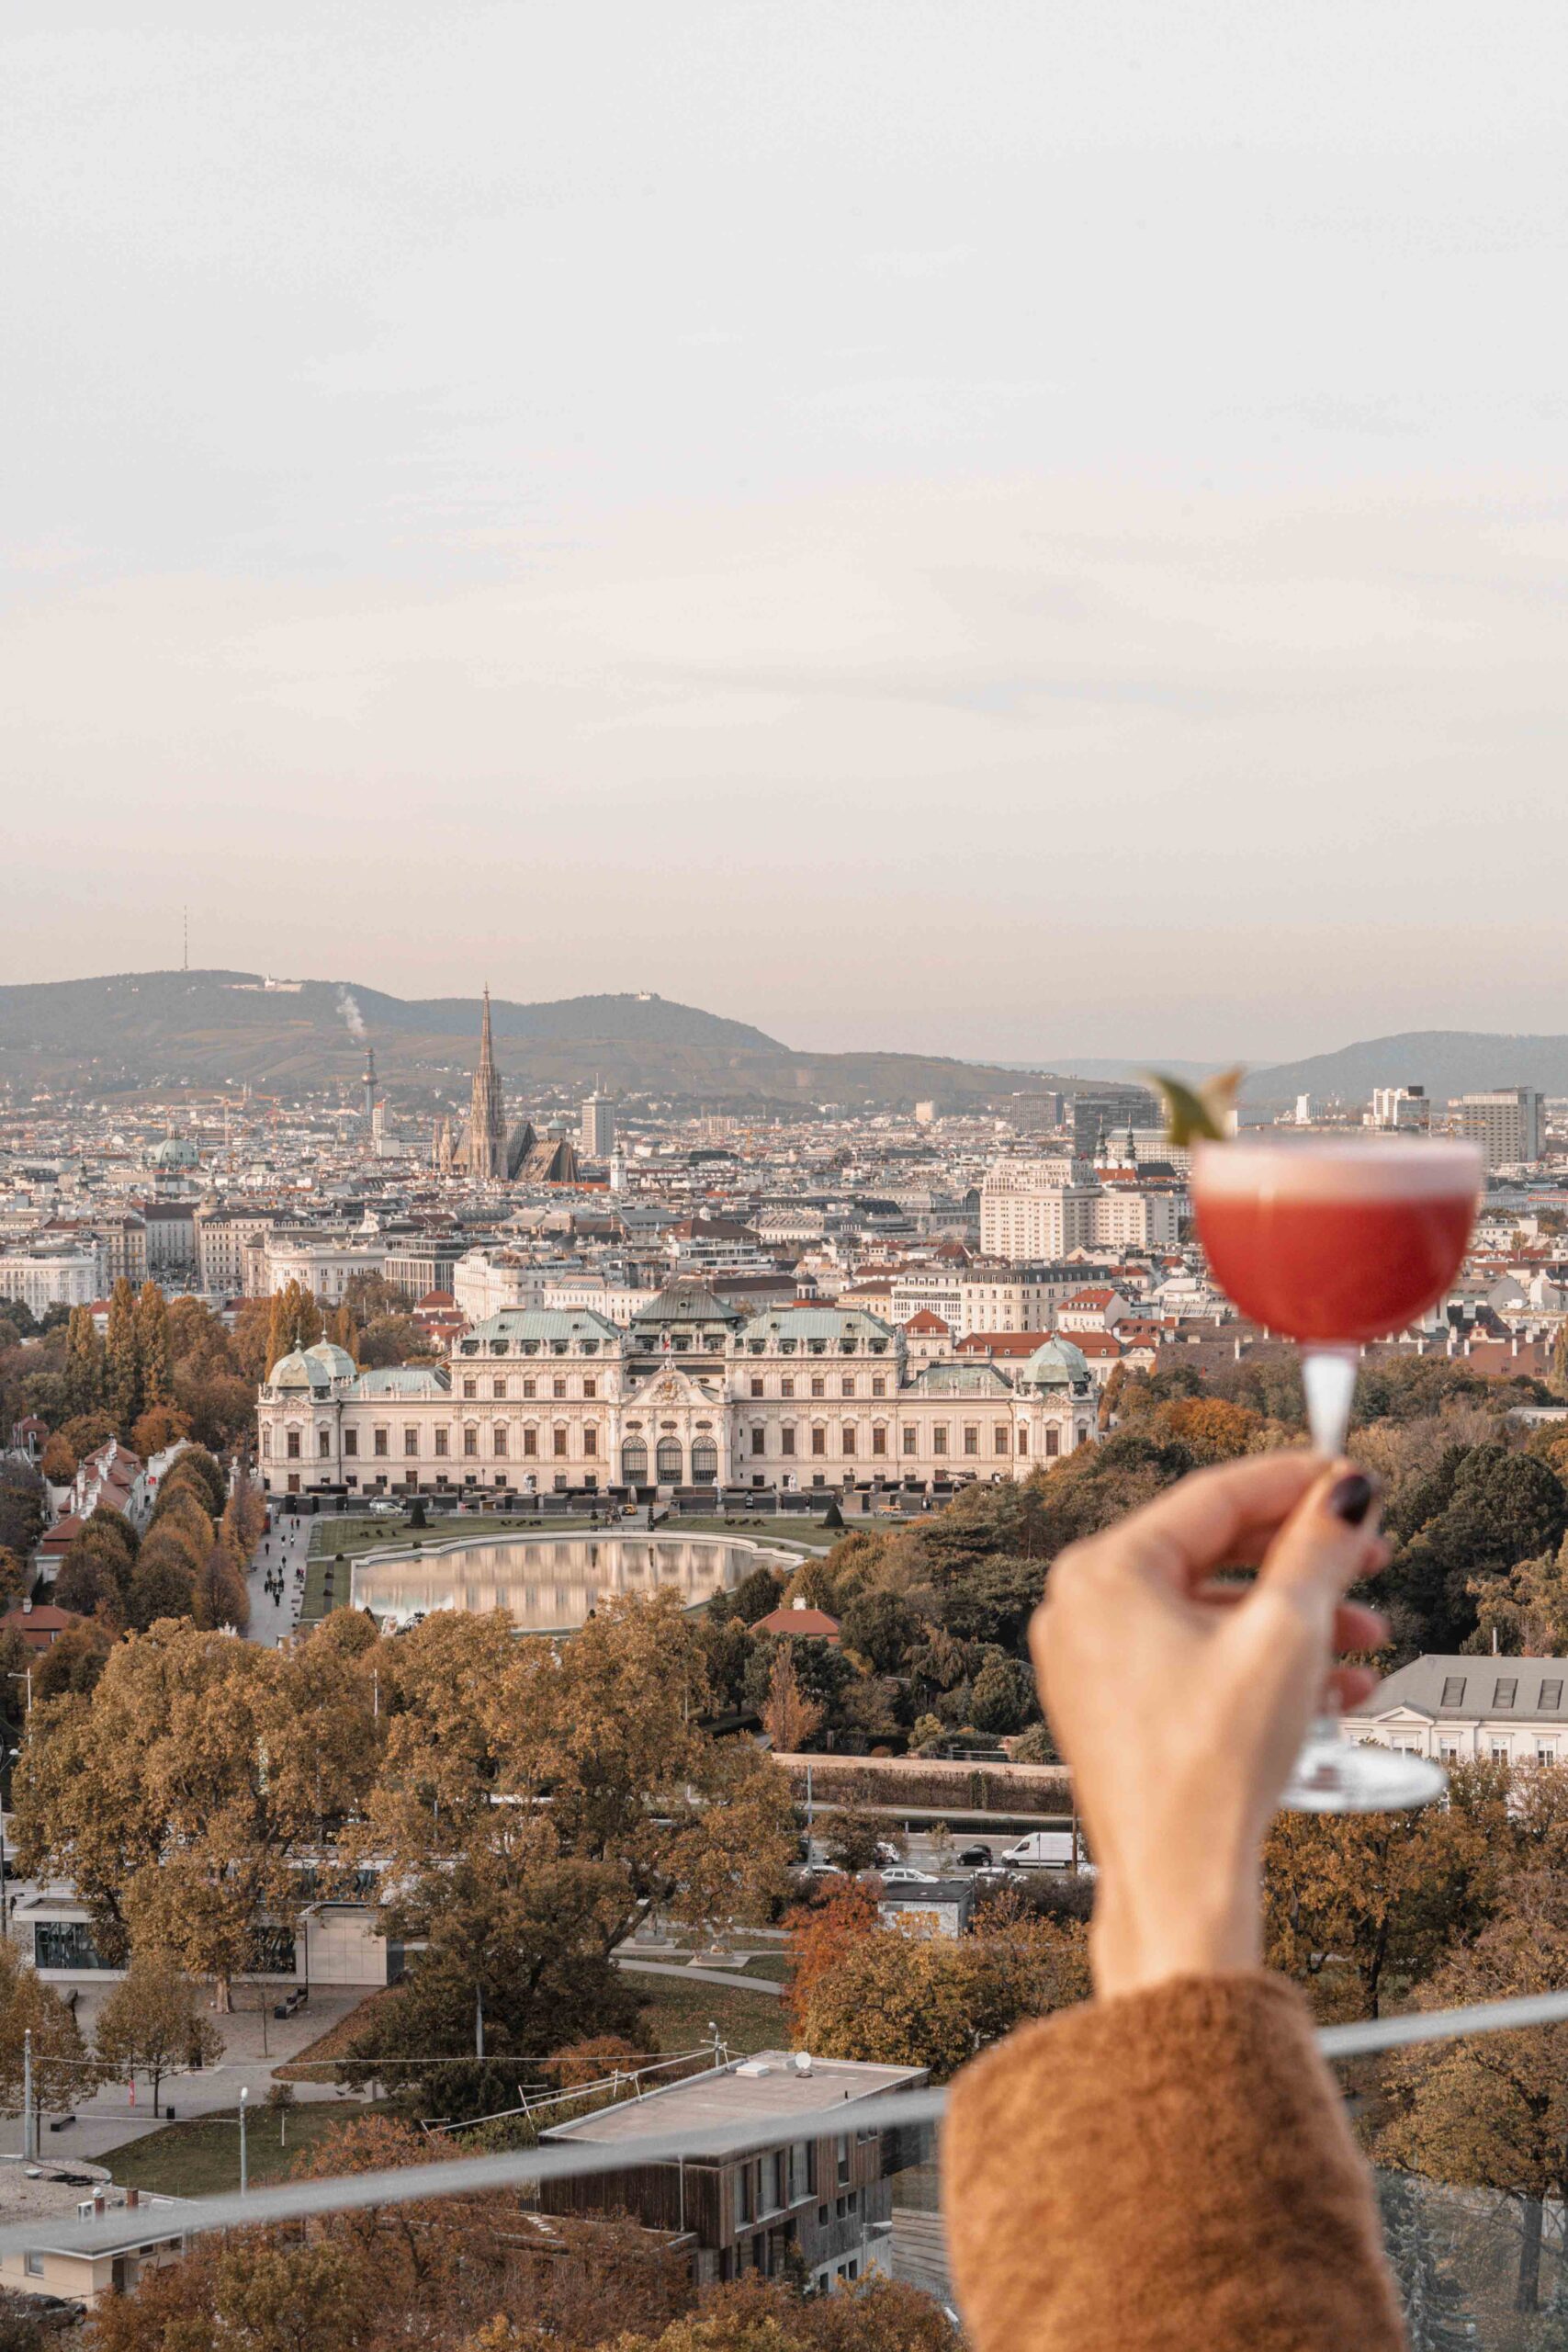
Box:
[349,1534,781,1633]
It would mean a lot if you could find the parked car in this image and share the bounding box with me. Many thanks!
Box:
[956,1843,994,1868]
[367,1499,403,1518]
[875,1866,939,1886]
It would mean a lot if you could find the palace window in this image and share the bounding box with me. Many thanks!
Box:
[811,1425,826,1456]
[872,1424,887,1456]
[434,1429,448,1457]
[840,1376,854,1397]
[810,1376,825,1398]
[286,1430,300,1460]
[553,1427,568,1457]
[463,1379,477,1399]
[319,1429,332,1458]
[463,1426,478,1458]
[374,1429,389,1457]
[261,1428,271,1458]
[344,1430,357,1457]
[995,1425,1010,1453]
[841,1423,856,1455]
[782,1427,796,1456]
[1017,1426,1029,1454]
[404,1428,418,1456]
[872,1376,886,1397]
[752,1426,765,1454]
[750,1378,764,1398]
[781,1378,795,1399]
[583,1377,597,1399]
[583,1427,597,1456]
[553,1377,567,1399]
[964,1426,979,1456]
[524,1427,538,1457]
[492,1379,507,1400]
[1045,1426,1060,1457]
[933,1427,948,1455]
[902,1427,917,1454]
[492,1424,507,1455]
[523,1379,536,1398]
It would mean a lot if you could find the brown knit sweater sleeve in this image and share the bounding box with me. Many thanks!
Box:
[942,1972,1406,2352]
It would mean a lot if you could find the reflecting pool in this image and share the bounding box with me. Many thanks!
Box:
[348,1533,785,1632]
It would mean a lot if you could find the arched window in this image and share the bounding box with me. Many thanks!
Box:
[655,1436,683,1484]
[690,1437,718,1483]
[621,1438,648,1483]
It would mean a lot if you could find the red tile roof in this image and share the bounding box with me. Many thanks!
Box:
[751,1605,842,1643]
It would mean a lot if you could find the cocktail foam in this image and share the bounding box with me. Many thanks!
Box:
[1191,1136,1484,1204]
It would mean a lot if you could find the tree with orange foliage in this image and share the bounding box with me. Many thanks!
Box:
[784,1878,881,2033]
[1153,1396,1271,1464]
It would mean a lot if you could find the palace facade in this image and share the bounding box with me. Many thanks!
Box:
[255,1282,1097,1498]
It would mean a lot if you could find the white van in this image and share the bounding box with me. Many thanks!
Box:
[999,1829,1092,1873]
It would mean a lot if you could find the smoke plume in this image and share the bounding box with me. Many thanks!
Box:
[337,989,367,1043]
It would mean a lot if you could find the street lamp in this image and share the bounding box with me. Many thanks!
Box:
[239,2086,249,2196]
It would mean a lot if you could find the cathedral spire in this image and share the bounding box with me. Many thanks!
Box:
[467,983,507,1182]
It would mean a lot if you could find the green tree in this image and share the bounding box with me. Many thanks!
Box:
[969,1657,1037,1736]
[95,1953,221,2112]
[62,1305,103,1419]
[103,1278,141,1439]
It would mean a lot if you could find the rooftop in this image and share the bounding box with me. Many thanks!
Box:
[541,2049,925,2145]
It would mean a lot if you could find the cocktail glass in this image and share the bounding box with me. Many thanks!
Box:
[1191,1134,1484,1811]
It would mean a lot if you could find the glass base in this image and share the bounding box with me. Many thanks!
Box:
[1282,1717,1447,1813]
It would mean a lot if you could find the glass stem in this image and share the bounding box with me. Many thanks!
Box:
[1300,1345,1359,1457]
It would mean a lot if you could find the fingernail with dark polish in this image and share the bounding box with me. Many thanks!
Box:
[1327,1472,1376,1527]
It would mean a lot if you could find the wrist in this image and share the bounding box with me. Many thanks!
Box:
[1089,1866,1262,2003]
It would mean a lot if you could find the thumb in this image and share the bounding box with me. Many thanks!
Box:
[1258,1463,1384,1611]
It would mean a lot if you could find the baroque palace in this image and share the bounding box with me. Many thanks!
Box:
[256,1281,1098,1498]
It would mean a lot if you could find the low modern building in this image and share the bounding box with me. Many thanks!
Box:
[0,2175,186,2308]
[538,2048,926,2292]
[876,1880,976,1939]
[1342,1654,1568,1767]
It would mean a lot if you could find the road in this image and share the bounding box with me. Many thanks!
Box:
[246,1510,310,1648]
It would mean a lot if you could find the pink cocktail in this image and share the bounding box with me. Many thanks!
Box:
[1192,1136,1483,1347]
[1190,1133,1483,1811]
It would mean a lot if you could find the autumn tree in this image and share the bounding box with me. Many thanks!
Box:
[13,1620,382,2003]
[1380,1874,1568,2313]
[62,1305,104,1419]
[1468,1536,1568,1656]
[788,1909,1087,2079]
[133,1283,172,1413]
[39,1432,75,1485]
[0,1941,96,2136]
[1263,1760,1510,2018]
[130,1403,191,1459]
[95,1953,221,2112]
[103,1278,141,1439]
[265,1281,322,1369]
[761,1645,823,1752]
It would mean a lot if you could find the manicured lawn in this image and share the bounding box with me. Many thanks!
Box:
[626,1972,784,2059]
[109,2098,385,2198]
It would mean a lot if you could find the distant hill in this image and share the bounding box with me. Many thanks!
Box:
[1247,1030,1568,1109]
[0,970,1088,1113]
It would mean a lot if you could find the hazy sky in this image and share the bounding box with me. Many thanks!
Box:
[5,3,1566,1063]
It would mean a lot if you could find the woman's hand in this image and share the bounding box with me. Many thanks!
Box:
[1031,1454,1389,2002]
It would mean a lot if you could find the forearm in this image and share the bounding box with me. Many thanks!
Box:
[942,1973,1405,2352]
